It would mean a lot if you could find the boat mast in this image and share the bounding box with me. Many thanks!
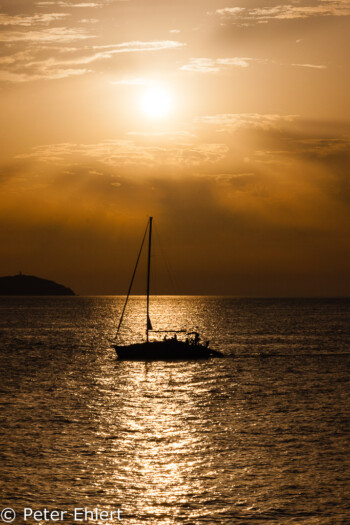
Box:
[146,216,153,342]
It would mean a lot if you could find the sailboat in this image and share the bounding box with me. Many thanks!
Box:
[113,217,223,360]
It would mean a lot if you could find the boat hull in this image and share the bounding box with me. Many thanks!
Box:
[114,340,223,360]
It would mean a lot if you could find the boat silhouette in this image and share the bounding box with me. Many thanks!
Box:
[113,217,223,360]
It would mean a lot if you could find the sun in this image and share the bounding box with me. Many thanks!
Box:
[140,86,172,118]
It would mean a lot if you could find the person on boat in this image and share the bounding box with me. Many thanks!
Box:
[194,332,200,345]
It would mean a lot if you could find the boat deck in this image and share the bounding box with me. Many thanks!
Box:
[114,340,223,360]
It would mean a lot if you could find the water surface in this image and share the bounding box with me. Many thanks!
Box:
[0,297,349,524]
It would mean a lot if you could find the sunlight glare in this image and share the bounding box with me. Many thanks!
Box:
[140,86,172,118]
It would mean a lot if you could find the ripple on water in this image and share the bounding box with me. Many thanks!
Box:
[0,296,349,524]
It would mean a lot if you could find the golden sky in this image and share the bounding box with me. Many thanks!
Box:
[0,0,349,295]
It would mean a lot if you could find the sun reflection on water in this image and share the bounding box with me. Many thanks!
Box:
[101,363,215,523]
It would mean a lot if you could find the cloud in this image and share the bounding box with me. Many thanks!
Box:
[1,3,184,82]
[0,68,89,82]
[0,3,186,83]
[91,40,186,53]
[2,116,349,295]
[215,2,350,24]
[180,57,252,73]
[16,139,229,170]
[127,131,195,139]
[293,137,350,158]
[0,26,92,43]
[180,58,328,75]
[0,13,69,26]
[36,1,110,6]
[0,39,185,82]
[62,2,100,6]
[215,8,245,17]
[196,113,298,131]
[0,48,94,82]
[292,63,327,69]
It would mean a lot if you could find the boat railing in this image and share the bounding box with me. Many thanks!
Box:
[149,330,187,333]
[147,329,206,346]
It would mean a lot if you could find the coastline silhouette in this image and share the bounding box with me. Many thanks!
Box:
[0,273,75,296]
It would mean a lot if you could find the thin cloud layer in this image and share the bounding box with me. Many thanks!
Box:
[0,27,92,43]
[292,63,327,69]
[0,1,185,82]
[0,37,185,81]
[216,1,350,23]
[0,13,69,26]
[180,57,251,73]
[196,114,298,131]
[36,1,110,7]
[92,40,185,53]
[1,116,349,294]
[16,139,229,170]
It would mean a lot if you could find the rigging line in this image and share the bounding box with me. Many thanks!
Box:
[115,220,149,341]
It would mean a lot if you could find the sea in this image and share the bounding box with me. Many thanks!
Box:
[0,296,349,525]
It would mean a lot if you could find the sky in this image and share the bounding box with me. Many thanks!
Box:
[0,0,349,296]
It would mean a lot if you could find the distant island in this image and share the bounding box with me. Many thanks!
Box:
[0,274,75,296]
